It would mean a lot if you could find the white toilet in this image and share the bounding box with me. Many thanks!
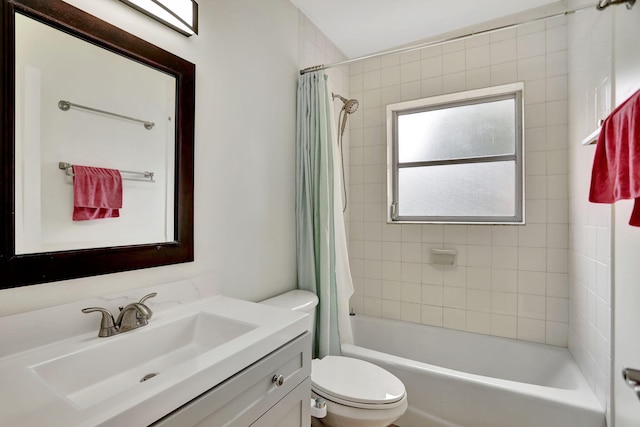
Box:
[261,290,408,427]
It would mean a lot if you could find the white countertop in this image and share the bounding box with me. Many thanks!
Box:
[0,279,307,426]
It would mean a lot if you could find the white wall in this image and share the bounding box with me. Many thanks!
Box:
[0,0,302,316]
[347,17,571,346]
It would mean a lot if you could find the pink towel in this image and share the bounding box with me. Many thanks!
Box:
[72,165,123,221]
[589,89,640,226]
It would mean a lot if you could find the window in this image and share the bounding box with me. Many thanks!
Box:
[386,83,524,224]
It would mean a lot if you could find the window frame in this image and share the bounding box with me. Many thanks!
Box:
[386,82,525,224]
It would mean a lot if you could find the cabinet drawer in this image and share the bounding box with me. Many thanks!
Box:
[152,332,311,427]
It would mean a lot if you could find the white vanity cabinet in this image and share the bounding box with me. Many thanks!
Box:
[152,332,311,427]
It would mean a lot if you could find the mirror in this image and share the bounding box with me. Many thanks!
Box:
[0,0,195,288]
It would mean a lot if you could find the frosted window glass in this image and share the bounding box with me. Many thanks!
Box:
[398,162,516,218]
[398,98,515,163]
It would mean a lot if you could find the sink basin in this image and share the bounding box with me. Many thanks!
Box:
[31,312,255,409]
[0,284,308,427]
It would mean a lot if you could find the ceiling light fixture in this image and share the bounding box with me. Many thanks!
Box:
[119,0,198,36]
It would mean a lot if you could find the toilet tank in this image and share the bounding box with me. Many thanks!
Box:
[261,290,318,333]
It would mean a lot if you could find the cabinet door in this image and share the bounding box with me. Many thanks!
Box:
[251,378,311,427]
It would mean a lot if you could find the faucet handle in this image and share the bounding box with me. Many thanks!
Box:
[137,292,157,322]
[82,307,118,337]
[138,292,157,305]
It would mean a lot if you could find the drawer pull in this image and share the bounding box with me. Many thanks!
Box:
[272,374,284,387]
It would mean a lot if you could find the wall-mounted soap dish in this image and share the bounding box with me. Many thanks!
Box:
[431,248,457,267]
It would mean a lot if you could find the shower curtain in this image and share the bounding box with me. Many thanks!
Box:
[296,70,354,358]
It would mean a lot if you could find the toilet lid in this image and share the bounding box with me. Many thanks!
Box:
[311,356,405,405]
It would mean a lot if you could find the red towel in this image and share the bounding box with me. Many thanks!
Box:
[72,165,123,221]
[589,89,640,226]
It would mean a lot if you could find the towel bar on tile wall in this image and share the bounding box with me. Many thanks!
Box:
[582,120,605,146]
[582,127,601,146]
[58,162,155,182]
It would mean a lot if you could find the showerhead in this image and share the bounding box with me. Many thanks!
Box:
[332,93,359,114]
[332,93,359,137]
[344,98,359,114]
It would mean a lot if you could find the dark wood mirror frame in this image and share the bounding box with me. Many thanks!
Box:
[0,0,195,289]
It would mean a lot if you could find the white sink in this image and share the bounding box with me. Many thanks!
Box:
[0,286,307,427]
[31,312,255,408]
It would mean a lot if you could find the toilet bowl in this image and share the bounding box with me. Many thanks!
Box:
[311,355,407,427]
[261,290,408,427]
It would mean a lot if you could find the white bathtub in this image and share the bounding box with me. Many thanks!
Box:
[341,315,605,427]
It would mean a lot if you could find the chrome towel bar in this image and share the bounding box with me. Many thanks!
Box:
[58,162,155,182]
[58,100,155,130]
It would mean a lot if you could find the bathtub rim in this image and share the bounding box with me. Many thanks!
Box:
[342,315,605,418]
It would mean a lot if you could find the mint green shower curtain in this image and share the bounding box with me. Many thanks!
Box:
[296,71,354,359]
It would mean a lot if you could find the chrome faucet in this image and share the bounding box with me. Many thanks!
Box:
[82,292,157,337]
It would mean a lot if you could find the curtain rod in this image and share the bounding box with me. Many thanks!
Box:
[299,0,633,75]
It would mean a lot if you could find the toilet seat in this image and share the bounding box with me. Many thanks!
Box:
[311,356,406,409]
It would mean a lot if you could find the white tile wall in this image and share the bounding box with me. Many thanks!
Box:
[567,7,612,415]
[347,20,570,347]
[299,6,611,413]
